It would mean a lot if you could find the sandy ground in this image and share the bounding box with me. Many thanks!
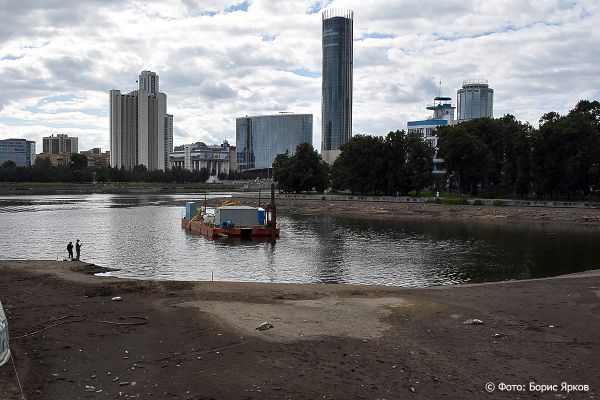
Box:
[0,260,599,399]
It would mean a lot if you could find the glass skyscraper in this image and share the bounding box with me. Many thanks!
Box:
[321,8,353,164]
[457,80,494,121]
[236,114,313,171]
[0,139,36,166]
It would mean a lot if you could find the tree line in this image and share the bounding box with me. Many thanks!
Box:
[0,154,212,184]
[273,100,600,199]
[272,131,434,196]
[437,100,600,198]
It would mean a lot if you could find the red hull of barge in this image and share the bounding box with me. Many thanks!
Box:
[181,218,279,238]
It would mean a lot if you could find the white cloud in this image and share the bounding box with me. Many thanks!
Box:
[0,0,599,153]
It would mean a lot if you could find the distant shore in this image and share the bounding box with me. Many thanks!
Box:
[1,260,599,399]
[2,182,600,232]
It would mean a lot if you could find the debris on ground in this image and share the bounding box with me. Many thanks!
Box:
[463,319,484,325]
[256,322,273,331]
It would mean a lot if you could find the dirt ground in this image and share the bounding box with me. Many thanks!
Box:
[1,260,599,399]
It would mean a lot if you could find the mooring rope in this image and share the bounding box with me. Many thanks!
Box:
[11,315,148,340]
[10,351,26,400]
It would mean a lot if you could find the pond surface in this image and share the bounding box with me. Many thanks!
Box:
[0,194,598,287]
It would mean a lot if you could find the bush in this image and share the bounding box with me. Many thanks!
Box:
[472,199,483,206]
[443,197,468,205]
[492,199,506,207]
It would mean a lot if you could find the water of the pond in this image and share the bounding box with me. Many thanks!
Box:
[0,194,598,287]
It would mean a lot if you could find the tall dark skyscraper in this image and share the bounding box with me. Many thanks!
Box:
[321,8,353,164]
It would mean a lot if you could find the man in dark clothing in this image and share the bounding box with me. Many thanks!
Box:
[67,241,74,260]
[75,239,81,260]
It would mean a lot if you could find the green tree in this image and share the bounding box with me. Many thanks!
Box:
[497,115,532,198]
[273,143,329,193]
[332,135,387,194]
[272,151,292,192]
[404,131,435,196]
[1,160,16,169]
[437,123,493,195]
[70,153,88,170]
[532,103,600,199]
[383,130,409,195]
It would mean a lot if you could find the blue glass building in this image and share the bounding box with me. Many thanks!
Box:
[321,8,353,164]
[236,114,313,171]
[0,139,36,166]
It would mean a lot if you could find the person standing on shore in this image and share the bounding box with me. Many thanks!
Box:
[67,241,74,260]
[75,239,81,260]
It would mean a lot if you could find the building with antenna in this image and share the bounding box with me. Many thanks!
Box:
[457,80,494,121]
[407,95,456,176]
[321,8,353,164]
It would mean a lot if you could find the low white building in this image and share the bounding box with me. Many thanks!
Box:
[170,140,232,175]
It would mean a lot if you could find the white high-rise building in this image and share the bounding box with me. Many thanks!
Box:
[164,114,173,169]
[110,71,168,170]
[42,134,78,154]
[139,70,159,94]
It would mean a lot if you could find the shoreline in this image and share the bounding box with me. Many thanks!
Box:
[1,260,599,399]
[2,186,600,232]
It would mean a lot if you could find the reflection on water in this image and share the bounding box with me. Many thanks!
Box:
[0,194,598,287]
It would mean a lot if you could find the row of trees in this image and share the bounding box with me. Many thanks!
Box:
[274,100,600,199]
[273,131,435,196]
[331,130,434,196]
[0,155,213,184]
[437,100,600,198]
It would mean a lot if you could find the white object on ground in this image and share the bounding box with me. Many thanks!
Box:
[463,319,484,325]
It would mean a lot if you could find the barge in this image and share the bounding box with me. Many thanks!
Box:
[181,184,279,239]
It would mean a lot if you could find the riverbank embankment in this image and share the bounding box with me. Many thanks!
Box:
[1,260,598,399]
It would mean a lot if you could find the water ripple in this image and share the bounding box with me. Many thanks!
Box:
[0,194,598,286]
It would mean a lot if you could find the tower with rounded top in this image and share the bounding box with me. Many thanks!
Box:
[321,8,353,164]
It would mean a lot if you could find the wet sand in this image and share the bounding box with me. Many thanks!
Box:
[1,260,599,399]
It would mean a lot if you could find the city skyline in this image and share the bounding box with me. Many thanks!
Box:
[0,0,599,152]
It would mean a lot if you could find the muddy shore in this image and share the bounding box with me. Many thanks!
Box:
[1,260,598,399]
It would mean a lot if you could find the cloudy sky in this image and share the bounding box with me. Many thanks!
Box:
[1,0,599,152]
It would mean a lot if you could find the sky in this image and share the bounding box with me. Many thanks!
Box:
[1,0,599,152]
